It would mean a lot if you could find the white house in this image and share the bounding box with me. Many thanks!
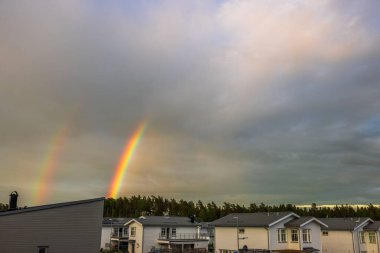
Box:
[319,217,374,253]
[363,221,380,253]
[211,212,327,253]
[126,216,209,253]
[101,217,131,251]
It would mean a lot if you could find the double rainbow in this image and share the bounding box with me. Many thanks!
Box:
[107,122,147,198]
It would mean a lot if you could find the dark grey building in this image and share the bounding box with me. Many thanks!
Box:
[0,197,104,253]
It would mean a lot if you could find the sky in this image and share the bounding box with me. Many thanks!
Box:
[1,0,380,207]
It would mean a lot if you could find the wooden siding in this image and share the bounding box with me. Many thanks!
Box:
[0,199,103,253]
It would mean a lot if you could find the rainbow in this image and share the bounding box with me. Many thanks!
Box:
[33,125,70,205]
[108,122,147,198]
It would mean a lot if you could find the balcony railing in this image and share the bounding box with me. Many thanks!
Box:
[111,231,129,239]
[158,233,209,240]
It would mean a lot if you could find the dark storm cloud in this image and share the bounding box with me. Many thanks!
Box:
[0,0,379,205]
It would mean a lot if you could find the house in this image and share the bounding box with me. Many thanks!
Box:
[0,193,104,253]
[211,212,327,253]
[126,216,209,253]
[101,217,132,251]
[319,217,374,253]
[363,221,380,253]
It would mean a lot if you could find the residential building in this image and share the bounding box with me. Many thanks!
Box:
[211,212,327,253]
[320,217,374,253]
[363,221,380,253]
[101,217,131,251]
[0,196,104,253]
[126,216,209,253]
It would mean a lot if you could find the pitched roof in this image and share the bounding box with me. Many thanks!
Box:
[319,217,373,231]
[0,197,105,217]
[103,217,132,227]
[126,216,200,227]
[210,212,299,227]
[364,221,380,231]
[285,217,328,228]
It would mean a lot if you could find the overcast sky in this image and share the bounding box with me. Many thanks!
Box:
[1,0,380,206]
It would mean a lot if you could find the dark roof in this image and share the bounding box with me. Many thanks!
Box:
[0,197,105,217]
[319,218,372,231]
[285,217,327,228]
[364,221,380,231]
[127,216,201,227]
[103,217,132,227]
[210,212,298,227]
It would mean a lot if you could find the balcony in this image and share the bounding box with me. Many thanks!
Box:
[158,233,209,242]
[111,231,129,239]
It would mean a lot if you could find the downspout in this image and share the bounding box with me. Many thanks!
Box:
[352,231,356,253]
[142,225,144,253]
[299,228,303,251]
[266,227,270,250]
[377,231,380,253]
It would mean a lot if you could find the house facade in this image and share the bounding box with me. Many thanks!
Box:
[126,216,209,253]
[212,212,327,253]
[0,197,104,253]
[319,217,375,253]
[362,221,380,253]
[101,217,131,251]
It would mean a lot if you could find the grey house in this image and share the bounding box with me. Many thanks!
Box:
[0,196,104,253]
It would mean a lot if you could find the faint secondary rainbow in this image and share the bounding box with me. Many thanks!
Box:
[108,122,147,198]
[33,125,70,205]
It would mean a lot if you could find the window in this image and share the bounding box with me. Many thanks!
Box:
[360,232,366,243]
[369,232,376,244]
[238,228,245,234]
[291,229,299,242]
[123,228,129,237]
[113,227,118,236]
[303,229,311,243]
[130,227,136,237]
[171,228,176,237]
[37,246,49,253]
[278,229,287,243]
[161,227,166,237]
[322,231,328,236]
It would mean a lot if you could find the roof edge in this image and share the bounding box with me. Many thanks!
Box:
[268,212,300,227]
[0,197,105,217]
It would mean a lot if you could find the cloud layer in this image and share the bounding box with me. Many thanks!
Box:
[0,0,379,206]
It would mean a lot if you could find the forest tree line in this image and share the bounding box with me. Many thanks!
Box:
[1,195,380,221]
[103,195,380,221]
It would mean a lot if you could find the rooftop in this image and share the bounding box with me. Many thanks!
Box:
[319,217,372,231]
[0,197,105,217]
[210,212,299,227]
[128,216,200,227]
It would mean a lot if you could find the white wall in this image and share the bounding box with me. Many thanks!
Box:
[322,231,354,253]
[269,216,297,250]
[143,226,162,253]
[302,222,322,251]
[101,227,112,250]
[214,226,269,252]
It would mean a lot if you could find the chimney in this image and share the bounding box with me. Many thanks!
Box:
[190,215,195,223]
[9,191,18,210]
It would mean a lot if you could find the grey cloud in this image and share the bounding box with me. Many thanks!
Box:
[0,0,380,205]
